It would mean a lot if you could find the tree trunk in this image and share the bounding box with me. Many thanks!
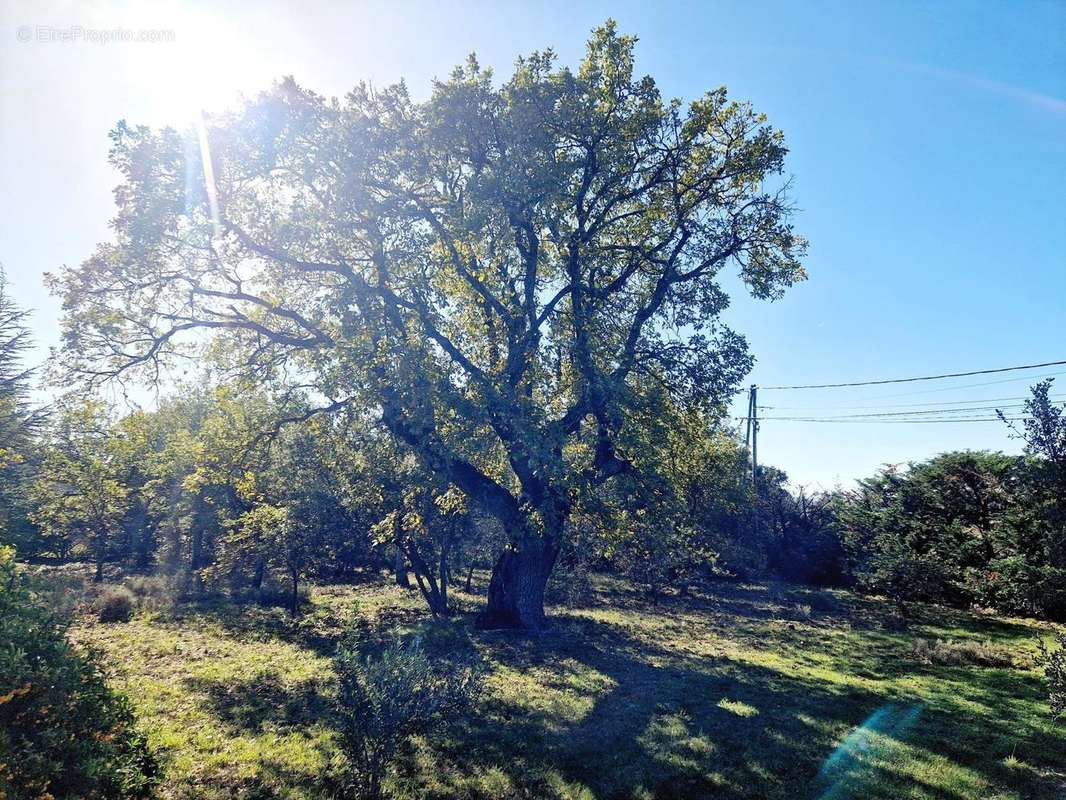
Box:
[478,536,559,631]
[253,556,266,591]
[190,523,204,592]
[393,543,411,588]
[406,545,448,616]
[93,528,105,582]
[438,541,449,611]
[289,565,300,617]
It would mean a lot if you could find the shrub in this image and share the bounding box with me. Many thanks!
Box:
[910,638,1014,668]
[1037,631,1066,719]
[123,574,180,612]
[968,559,1066,621]
[0,546,160,798]
[333,634,483,799]
[96,585,135,623]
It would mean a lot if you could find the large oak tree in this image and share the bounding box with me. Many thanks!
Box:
[54,23,806,629]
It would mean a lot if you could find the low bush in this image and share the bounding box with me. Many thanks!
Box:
[96,585,135,623]
[334,633,483,799]
[0,546,159,798]
[124,574,180,612]
[910,638,1014,668]
[1037,631,1066,719]
[982,561,1066,622]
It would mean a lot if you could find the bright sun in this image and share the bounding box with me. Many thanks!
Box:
[106,1,273,235]
[120,1,272,125]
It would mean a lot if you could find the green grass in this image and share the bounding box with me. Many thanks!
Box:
[67,576,1065,800]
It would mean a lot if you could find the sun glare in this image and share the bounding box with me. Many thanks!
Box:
[119,1,271,125]
[107,1,272,234]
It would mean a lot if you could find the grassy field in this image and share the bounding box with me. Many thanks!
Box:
[66,575,1064,800]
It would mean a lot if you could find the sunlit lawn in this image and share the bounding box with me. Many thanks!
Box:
[69,575,1064,800]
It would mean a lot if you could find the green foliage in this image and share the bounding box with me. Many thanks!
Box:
[759,471,844,586]
[207,403,386,613]
[0,267,40,554]
[334,634,484,799]
[834,450,1066,619]
[1006,379,1066,484]
[16,380,1065,627]
[973,558,1066,621]
[29,399,133,579]
[595,398,752,592]
[0,547,159,798]
[591,400,844,595]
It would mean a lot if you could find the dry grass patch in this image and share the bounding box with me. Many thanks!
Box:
[910,638,1015,668]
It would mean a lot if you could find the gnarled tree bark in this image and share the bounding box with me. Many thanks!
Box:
[479,533,560,631]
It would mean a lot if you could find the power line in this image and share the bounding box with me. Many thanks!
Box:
[754,401,1065,421]
[785,405,1025,419]
[734,360,1057,467]
[746,420,1027,426]
[759,394,1064,412]
[866,370,1066,399]
[760,359,1066,391]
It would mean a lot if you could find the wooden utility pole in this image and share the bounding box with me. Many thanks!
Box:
[744,386,753,448]
[749,384,759,488]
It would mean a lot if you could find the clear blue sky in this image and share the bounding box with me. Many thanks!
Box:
[1,0,1064,487]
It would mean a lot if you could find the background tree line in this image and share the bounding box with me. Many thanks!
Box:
[4,326,1064,621]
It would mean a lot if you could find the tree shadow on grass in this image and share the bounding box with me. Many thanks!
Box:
[403,606,1060,800]
[184,670,333,734]
[905,666,1065,798]
[174,671,340,800]
[165,756,338,800]
[183,586,441,659]
[389,613,864,799]
[908,600,1052,642]
[167,597,344,658]
[173,580,1060,800]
